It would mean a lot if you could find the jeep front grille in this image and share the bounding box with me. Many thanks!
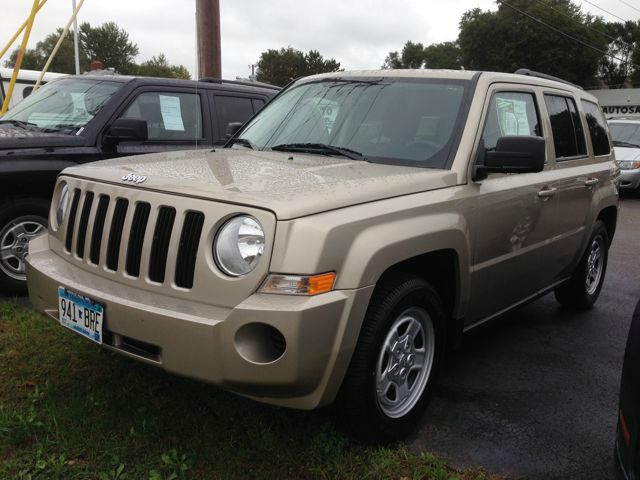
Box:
[148,207,176,283]
[65,189,81,252]
[174,211,204,289]
[89,195,110,264]
[106,198,129,271]
[63,190,204,289]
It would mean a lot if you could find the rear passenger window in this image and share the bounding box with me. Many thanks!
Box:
[481,91,541,151]
[215,96,254,138]
[252,98,265,113]
[544,95,587,159]
[581,100,611,156]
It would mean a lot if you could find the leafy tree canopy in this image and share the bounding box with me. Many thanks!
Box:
[4,22,189,80]
[135,54,190,80]
[383,41,462,69]
[256,47,341,86]
[4,28,90,74]
[79,21,139,74]
[458,0,608,87]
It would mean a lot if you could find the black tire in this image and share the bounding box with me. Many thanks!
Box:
[336,272,446,443]
[0,197,49,293]
[554,220,609,309]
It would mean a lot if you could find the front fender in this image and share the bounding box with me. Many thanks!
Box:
[269,191,471,316]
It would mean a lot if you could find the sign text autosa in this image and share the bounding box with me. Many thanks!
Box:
[602,105,640,115]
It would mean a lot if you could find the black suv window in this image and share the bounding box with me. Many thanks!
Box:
[215,95,254,140]
[121,92,203,141]
[252,98,266,113]
[581,100,611,156]
[544,94,587,159]
[481,91,541,151]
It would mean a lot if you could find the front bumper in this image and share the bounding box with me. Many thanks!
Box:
[620,169,640,191]
[26,234,374,409]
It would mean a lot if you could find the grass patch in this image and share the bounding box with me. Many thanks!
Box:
[0,300,500,480]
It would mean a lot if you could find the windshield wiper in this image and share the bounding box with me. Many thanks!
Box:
[613,140,640,148]
[38,124,81,134]
[0,119,38,129]
[227,137,255,150]
[270,143,365,160]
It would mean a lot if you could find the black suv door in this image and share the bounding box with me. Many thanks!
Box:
[104,87,213,155]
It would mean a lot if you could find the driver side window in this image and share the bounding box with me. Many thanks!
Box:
[482,91,541,151]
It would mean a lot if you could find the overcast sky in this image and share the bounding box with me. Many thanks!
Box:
[2,0,639,80]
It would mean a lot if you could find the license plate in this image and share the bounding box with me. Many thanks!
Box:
[58,287,104,344]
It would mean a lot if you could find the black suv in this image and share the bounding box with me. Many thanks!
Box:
[0,74,278,291]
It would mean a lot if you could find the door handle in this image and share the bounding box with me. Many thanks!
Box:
[584,177,599,187]
[537,187,557,199]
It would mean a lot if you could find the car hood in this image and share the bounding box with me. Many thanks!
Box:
[62,148,458,219]
[0,124,83,152]
[614,146,640,161]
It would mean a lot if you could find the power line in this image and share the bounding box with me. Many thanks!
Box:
[497,0,639,68]
[615,0,640,15]
[581,0,628,23]
[533,0,618,43]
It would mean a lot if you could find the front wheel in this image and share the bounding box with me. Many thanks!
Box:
[0,198,49,293]
[337,273,445,442]
[554,220,609,309]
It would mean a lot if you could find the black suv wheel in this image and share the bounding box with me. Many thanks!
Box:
[0,198,49,293]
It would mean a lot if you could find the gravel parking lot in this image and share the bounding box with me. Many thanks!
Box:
[411,195,640,479]
[3,196,638,480]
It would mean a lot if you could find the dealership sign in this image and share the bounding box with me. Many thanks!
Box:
[601,105,640,115]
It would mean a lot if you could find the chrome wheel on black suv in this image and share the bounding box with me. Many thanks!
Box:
[0,198,49,292]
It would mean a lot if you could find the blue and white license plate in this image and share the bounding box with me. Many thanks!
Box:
[58,287,104,344]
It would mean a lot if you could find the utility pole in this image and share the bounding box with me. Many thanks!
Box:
[71,0,80,74]
[196,0,221,80]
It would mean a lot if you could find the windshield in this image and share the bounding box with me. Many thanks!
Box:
[1,78,122,134]
[609,122,640,148]
[233,78,471,168]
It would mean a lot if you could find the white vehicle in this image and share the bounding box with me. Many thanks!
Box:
[0,68,66,110]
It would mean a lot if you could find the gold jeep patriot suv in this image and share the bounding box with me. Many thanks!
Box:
[26,69,619,441]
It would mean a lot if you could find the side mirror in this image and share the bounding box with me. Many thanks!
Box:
[104,118,148,144]
[225,122,243,140]
[473,136,545,181]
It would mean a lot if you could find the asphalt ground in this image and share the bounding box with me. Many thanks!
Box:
[410,195,640,479]
[3,196,639,479]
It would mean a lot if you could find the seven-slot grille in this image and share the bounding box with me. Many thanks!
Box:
[64,188,204,289]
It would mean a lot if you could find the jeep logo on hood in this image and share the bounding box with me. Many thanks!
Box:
[121,173,147,184]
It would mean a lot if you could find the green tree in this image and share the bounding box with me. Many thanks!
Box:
[4,28,89,73]
[135,54,190,79]
[601,22,636,88]
[458,0,608,87]
[424,42,462,69]
[79,21,139,74]
[382,41,462,69]
[305,50,341,76]
[383,41,426,69]
[256,47,341,86]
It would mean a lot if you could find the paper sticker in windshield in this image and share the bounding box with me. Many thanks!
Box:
[160,95,185,131]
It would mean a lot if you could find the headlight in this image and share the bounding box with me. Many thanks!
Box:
[55,181,69,228]
[214,215,264,276]
[619,160,640,170]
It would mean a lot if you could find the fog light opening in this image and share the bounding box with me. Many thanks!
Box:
[234,323,286,364]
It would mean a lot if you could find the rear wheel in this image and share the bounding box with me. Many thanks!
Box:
[0,198,49,293]
[554,220,609,309]
[337,273,445,442]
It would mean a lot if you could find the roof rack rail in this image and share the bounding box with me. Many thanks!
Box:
[198,77,279,90]
[514,69,582,90]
